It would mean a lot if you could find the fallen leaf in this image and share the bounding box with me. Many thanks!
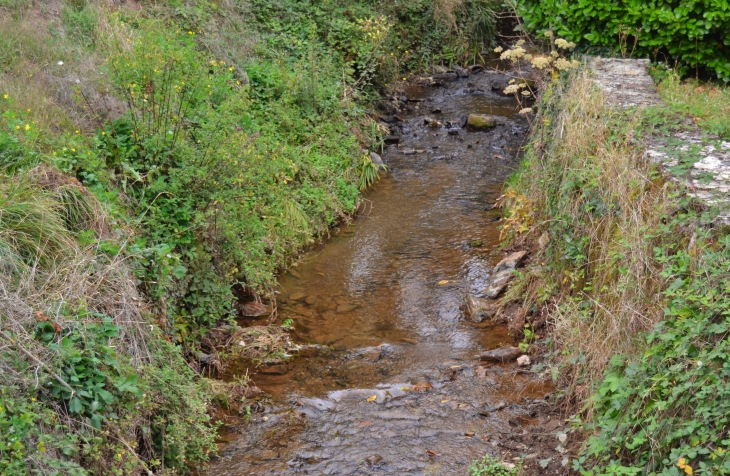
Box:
[438,280,449,285]
[400,386,410,392]
[449,365,462,369]
[426,449,440,457]
[441,399,450,403]
[35,311,48,322]
[366,395,377,402]
[464,431,475,437]
[358,420,372,427]
[412,381,433,393]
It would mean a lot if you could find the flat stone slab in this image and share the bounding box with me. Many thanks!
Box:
[589,58,662,108]
[588,57,730,222]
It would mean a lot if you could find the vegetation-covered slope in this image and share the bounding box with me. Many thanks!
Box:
[501,65,730,475]
[0,0,498,473]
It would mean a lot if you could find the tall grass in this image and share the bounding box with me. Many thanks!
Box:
[503,71,690,405]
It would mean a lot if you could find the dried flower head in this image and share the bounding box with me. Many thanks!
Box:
[493,46,504,53]
[503,84,520,95]
[550,50,560,59]
[554,38,576,50]
[500,47,526,61]
[516,39,526,47]
[521,90,531,96]
[555,58,575,71]
[530,56,552,70]
[544,31,554,38]
[519,107,533,114]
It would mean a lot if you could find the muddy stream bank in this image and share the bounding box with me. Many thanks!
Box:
[205,70,568,475]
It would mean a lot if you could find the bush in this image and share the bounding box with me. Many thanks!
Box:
[516,0,730,81]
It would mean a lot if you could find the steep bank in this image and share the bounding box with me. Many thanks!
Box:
[0,0,501,473]
[500,65,730,474]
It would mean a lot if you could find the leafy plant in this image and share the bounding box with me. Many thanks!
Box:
[37,312,142,430]
[517,0,730,81]
[576,229,730,475]
[469,455,523,476]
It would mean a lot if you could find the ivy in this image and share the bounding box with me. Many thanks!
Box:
[577,228,730,475]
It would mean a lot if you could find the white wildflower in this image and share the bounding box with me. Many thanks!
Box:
[57,61,64,66]
[555,58,573,71]
[500,46,526,61]
[509,79,516,84]
[518,83,527,89]
[524,54,533,61]
[530,56,552,70]
[550,50,560,59]
[519,107,533,114]
[515,39,526,47]
[544,31,554,38]
[503,84,520,94]
[555,38,576,50]
[493,46,504,53]
[521,90,531,96]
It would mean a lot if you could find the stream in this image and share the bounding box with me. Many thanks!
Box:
[205,69,554,475]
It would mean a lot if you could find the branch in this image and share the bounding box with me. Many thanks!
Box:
[0,330,75,398]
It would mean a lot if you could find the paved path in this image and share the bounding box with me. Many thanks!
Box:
[589,58,730,222]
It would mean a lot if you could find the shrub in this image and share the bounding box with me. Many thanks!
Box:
[516,0,730,81]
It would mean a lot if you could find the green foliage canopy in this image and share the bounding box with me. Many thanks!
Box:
[517,0,730,81]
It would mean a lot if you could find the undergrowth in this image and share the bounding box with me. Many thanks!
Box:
[503,67,730,474]
[0,0,500,473]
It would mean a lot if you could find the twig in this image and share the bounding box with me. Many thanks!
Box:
[0,330,75,397]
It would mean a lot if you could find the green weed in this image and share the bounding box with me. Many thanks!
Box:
[469,455,523,476]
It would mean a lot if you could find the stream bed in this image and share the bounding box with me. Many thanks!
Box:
[205,69,555,475]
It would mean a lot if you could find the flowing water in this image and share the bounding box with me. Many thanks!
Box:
[205,70,552,475]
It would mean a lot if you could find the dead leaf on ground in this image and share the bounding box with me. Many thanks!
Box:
[366,395,377,402]
[412,381,432,393]
[426,449,440,457]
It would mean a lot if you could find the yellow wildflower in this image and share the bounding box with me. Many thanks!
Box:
[25,124,30,130]
[2,94,7,99]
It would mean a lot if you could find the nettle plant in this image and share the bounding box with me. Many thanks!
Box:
[494,32,581,117]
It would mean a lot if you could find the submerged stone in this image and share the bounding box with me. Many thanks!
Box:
[479,346,523,363]
[465,114,497,130]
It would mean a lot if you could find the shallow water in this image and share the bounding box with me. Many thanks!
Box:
[206,71,551,475]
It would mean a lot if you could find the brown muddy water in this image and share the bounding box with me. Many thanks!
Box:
[205,70,552,475]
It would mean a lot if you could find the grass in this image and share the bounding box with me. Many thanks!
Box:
[502,71,682,404]
[0,0,500,473]
[503,67,730,474]
[654,70,730,140]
